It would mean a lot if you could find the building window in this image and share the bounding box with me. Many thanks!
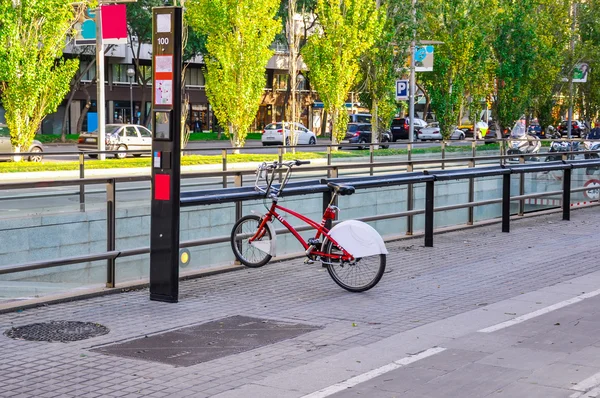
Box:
[275,74,288,90]
[79,61,96,82]
[297,74,306,91]
[185,67,205,86]
[138,65,152,82]
[112,64,135,83]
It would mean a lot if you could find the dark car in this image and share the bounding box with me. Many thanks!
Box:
[557,120,587,138]
[341,123,391,149]
[389,117,427,141]
[527,122,550,138]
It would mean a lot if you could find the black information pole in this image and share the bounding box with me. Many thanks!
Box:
[149,7,182,303]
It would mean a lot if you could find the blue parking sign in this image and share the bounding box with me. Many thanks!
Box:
[396,80,409,100]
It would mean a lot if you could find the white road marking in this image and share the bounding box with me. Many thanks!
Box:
[478,288,600,333]
[300,347,446,398]
[569,372,600,398]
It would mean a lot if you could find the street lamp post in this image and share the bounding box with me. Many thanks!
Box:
[127,68,135,124]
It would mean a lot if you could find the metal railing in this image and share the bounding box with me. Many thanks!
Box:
[2,156,600,293]
[3,138,600,208]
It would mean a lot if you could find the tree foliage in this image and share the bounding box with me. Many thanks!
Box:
[357,0,413,143]
[302,0,382,144]
[419,0,490,139]
[186,0,280,148]
[576,0,600,123]
[0,0,82,153]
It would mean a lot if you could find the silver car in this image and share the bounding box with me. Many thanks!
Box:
[0,130,44,162]
[78,124,153,159]
[417,123,465,141]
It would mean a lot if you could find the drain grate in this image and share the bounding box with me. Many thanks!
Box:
[92,315,321,367]
[5,321,110,342]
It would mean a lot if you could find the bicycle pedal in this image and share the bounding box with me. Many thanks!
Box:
[304,259,315,264]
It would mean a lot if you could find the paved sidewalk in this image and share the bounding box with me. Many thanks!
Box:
[1,206,600,398]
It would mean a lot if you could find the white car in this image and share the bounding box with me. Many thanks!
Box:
[417,123,465,141]
[78,124,153,159]
[261,122,317,146]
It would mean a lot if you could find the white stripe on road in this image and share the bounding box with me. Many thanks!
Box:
[478,288,600,333]
[571,386,600,398]
[569,372,600,398]
[300,347,446,398]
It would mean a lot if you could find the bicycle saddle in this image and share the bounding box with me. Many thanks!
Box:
[327,182,355,196]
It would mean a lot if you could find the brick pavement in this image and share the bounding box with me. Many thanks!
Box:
[0,205,600,397]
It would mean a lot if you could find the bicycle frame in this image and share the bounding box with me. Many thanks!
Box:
[251,201,354,261]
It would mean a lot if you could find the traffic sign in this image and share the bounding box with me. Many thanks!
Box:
[396,79,409,100]
[584,179,600,200]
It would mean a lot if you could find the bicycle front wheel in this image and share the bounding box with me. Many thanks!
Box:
[323,240,386,292]
[231,215,273,268]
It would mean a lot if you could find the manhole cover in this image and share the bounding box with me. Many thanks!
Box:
[5,321,109,342]
[92,315,320,367]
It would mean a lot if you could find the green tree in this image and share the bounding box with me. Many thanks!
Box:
[186,0,280,148]
[0,0,81,155]
[302,0,382,144]
[526,0,570,131]
[357,0,413,144]
[419,0,491,139]
[575,0,600,124]
[490,0,538,133]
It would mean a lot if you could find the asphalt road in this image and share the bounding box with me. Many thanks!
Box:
[41,138,460,162]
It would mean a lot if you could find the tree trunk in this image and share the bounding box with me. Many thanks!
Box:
[372,98,379,149]
[229,123,240,154]
[77,88,92,134]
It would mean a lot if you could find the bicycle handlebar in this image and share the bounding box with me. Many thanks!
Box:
[255,160,311,197]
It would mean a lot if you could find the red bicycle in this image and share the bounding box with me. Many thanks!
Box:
[230,160,388,292]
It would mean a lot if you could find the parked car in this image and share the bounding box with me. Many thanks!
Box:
[389,117,427,141]
[417,123,465,141]
[340,123,391,149]
[557,120,588,138]
[0,132,44,162]
[347,113,372,124]
[78,124,153,159]
[261,122,317,146]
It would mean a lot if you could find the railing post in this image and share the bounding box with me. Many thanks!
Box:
[407,143,412,162]
[406,163,414,235]
[468,159,475,225]
[278,147,283,183]
[471,140,476,158]
[519,157,525,216]
[441,141,446,170]
[222,149,228,188]
[425,180,434,247]
[330,166,338,179]
[563,167,571,221]
[79,153,85,212]
[369,144,374,176]
[106,179,116,288]
[234,173,243,222]
[502,173,511,233]
[327,145,332,178]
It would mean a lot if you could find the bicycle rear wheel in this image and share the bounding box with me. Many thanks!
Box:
[231,215,273,268]
[322,240,386,292]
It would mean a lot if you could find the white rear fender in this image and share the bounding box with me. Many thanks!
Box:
[327,220,388,257]
[249,211,277,256]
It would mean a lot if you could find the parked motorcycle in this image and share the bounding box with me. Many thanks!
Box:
[545,131,581,162]
[506,121,541,161]
[583,132,600,173]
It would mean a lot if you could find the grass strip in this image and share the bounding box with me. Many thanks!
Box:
[0,143,502,173]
